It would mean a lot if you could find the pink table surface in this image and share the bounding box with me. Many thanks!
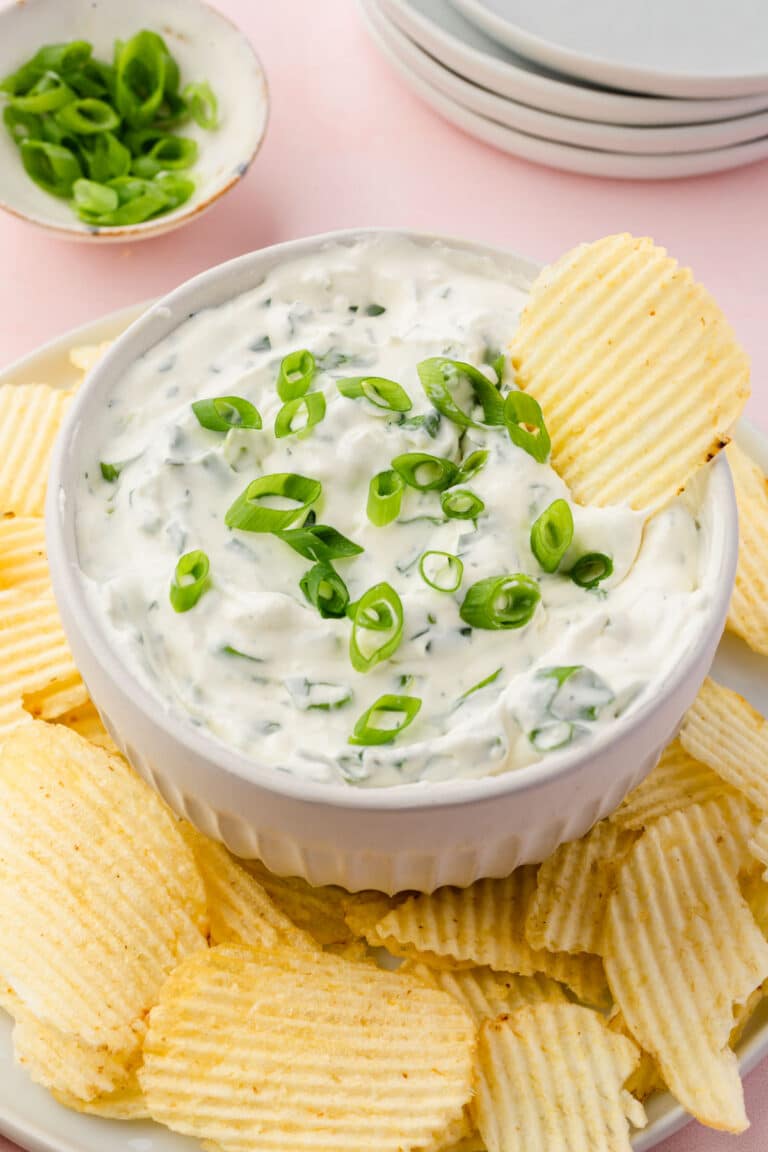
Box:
[1,1,767,1148]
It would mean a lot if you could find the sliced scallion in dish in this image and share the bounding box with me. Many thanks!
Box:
[299,562,349,619]
[569,552,613,589]
[54,97,120,134]
[277,524,364,562]
[530,498,574,573]
[367,470,404,526]
[277,349,316,401]
[336,376,412,412]
[99,461,124,482]
[419,550,464,593]
[349,582,404,673]
[504,391,551,463]
[538,665,614,722]
[440,488,485,520]
[349,693,422,746]
[20,139,81,197]
[182,81,219,130]
[169,549,210,613]
[417,356,505,428]
[460,574,540,631]
[192,395,262,431]
[391,452,459,492]
[457,449,489,483]
[460,667,503,700]
[274,391,326,438]
[529,721,575,751]
[225,473,321,533]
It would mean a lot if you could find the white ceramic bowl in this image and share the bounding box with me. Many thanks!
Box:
[46,229,738,893]
[0,0,268,241]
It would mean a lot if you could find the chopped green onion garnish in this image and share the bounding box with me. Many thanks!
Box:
[504,392,551,463]
[538,665,614,721]
[417,356,505,428]
[530,498,574,573]
[99,461,124,482]
[457,449,489,483]
[349,693,421,746]
[530,721,575,752]
[569,552,614,589]
[182,80,218,129]
[350,582,404,673]
[73,178,118,215]
[225,473,321,533]
[346,598,394,631]
[131,133,198,177]
[274,391,326,438]
[10,72,75,114]
[114,31,168,128]
[20,139,81,197]
[299,562,349,619]
[441,488,485,520]
[419,550,464,593]
[277,524,363,562]
[337,376,412,413]
[364,303,386,316]
[191,395,261,431]
[391,452,459,492]
[277,349,315,401]
[460,667,503,700]
[492,353,506,384]
[169,549,210,613]
[54,97,120,134]
[460,574,540,631]
[367,470,404,526]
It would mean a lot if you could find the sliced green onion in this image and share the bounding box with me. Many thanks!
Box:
[114,31,169,128]
[337,376,412,413]
[1,41,92,96]
[367,470,404,527]
[419,551,464,593]
[20,139,81,197]
[391,452,459,492]
[277,524,363,562]
[569,552,614,589]
[153,171,194,211]
[80,174,170,225]
[460,667,503,700]
[274,391,326,438]
[349,693,421,746]
[441,488,485,520]
[492,353,506,384]
[285,677,351,711]
[131,134,197,177]
[346,599,394,631]
[225,473,321,533]
[277,349,315,401]
[538,665,614,722]
[530,498,574,573]
[10,73,75,114]
[530,721,575,752]
[457,449,489,483]
[300,562,349,619]
[67,59,116,100]
[99,461,124,482]
[2,106,43,143]
[192,395,261,431]
[55,97,120,134]
[182,80,219,129]
[364,303,386,316]
[460,574,540,631]
[504,392,551,463]
[417,357,505,428]
[169,549,210,613]
[399,410,442,439]
[80,131,131,181]
[73,178,118,215]
[350,582,404,673]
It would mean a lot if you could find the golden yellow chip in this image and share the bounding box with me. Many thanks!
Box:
[439,1137,486,1152]
[726,442,768,654]
[0,722,208,1051]
[608,1011,664,1102]
[0,384,73,516]
[53,1075,149,1120]
[611,739,737,831]
[472,1005,645,1152]
[178,823,316,952]
[0,593,87,737]
[401,961,566,1024]
[604,800,768,1132]
[53,699,119,754]
[13,1014,139,1102]
[526,820,636,955]
[140,943,476,1152]
[680,677,768,812]
[69,341,112,376]
[509,234,749,510]
[750,817,768,877]
[0,516,49,597]
[243,857,354,946]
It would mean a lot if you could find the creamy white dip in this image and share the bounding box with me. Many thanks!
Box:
[76,236,710,787]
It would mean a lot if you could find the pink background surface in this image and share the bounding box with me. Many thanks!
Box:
[1,1,768,1148]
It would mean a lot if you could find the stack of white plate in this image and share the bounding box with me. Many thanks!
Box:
[359,0,768,178]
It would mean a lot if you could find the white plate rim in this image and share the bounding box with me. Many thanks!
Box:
[363,0,768,155]
[450,0,768,100]
[1,302,768,1152]
[375,0,768,126]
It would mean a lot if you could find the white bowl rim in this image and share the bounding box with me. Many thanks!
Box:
[0,0,269,241]
[46,226,739,811]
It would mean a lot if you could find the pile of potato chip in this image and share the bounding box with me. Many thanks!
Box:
[1,238,768,1151]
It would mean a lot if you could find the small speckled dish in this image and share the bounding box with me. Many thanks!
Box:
[0,0,268,241]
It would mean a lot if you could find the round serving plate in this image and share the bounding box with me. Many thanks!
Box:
[450,0,768,99]
[363,0,768,156]
[361,8,768,179]
[374,0,768,126]
[1,301,767,1152]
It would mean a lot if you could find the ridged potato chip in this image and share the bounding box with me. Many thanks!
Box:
[611,739,736,831]
[0,516,48,597]
[726,442,768,655]
[244,858,353,946]
[604,800,768,1131]
[526,820,636,955]
[53,1075,149,1119]
[750,817,768,878]
[179,824,315,952]
[0,722,208,1051]
[0,384,72,516]
[13,1014,139,1101]
[140,942,476,1152]
[680,678,768,812]
[608,1011,664,1102]
[472,1005,645,1152]
[69,341,112,376]
[0,593,87,737]
[54,699,119,754]
[401,962,566,1024]
[509,234,749,510]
